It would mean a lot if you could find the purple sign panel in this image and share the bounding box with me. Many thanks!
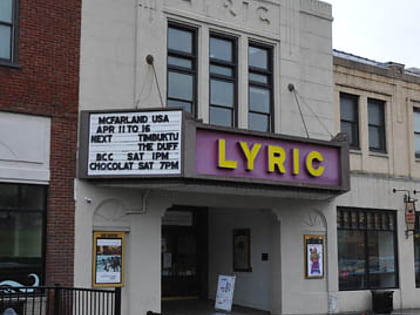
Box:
[195,129,342,188]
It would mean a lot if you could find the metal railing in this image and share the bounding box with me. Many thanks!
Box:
[0,285,121,315]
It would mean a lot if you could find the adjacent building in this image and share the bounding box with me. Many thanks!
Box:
[0,0,80,287]
[334,50,420,313]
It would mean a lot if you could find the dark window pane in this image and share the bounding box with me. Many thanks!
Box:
[249,46,268,70]
[341,122,356,147]
[338,230,367,290]
[341,98,356,121]
[368,100,384,126]
[367,231,397,288]
[168,71,193,101]
[210,79,234,107]
[0,212,43,258]
[249,86,270,113]
[415,134,420,157]
[167,99,192,113]
[249,112,269,132]
[21,186,46,210]
[168,56,192,69]
[209,106,232,127]
[168,28,193,53]
[0,25,11,60]
[0,184,18,209]
[0,0,12,22]
[210,37,232,62]
[249,73,268,84]
[369,126,384,151]
[414,111,420,132]
[210,65,232,77]
[415,225,420,286]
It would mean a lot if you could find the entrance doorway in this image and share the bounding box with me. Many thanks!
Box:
[161,206,208,299]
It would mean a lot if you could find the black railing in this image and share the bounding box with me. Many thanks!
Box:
[0,285,121,315]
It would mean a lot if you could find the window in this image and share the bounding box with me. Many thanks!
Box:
[340,93,359,149]
[0,183,46,286]
[167,24,197,115]
[248,44,273,132]
[413,109,420,158]
[368,98,386,152]
[414,213,420,287]
[337,208,398,291]
[0,0,17,64]
[209,34,237,127]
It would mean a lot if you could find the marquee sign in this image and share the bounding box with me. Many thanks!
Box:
[79,109,349,192]
[82,110,182,177]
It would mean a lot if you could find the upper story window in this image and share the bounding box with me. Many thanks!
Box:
[167,24,197,116]
[209,34,237,127]
[337,207,398,291]
[368,98,386,153]
[340,92,359,149]
[413,109,420,159]
[248,43,273,132]
[0,0,18,64]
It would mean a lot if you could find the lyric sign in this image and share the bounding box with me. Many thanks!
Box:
[87,110,182,176]
[195,129,343,188]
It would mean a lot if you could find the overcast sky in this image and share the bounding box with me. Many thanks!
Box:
[326,0,420,68]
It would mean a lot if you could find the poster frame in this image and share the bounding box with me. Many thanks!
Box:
[233,228,252,272]
[304,234,324,279]
[92,231,125,287]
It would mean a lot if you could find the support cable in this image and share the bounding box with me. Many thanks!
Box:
[289,83,309,138]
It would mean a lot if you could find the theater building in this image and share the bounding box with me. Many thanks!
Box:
[0,0,80,289]
[75,1,349,314]
[75,0,420,314]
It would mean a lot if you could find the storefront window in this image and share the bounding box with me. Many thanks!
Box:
[337,208,398,290]
[414,213,420,287]
[0,183,46,286]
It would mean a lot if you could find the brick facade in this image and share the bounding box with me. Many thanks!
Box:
[0,0,81,286]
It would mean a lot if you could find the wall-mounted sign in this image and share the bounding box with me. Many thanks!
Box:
[304,234,324,279]
[406,201,416,231]
[195,129,344,189]
[92,232,125,287]
[83,110,182,177]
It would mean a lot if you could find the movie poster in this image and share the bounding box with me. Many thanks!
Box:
[93,232,125,287]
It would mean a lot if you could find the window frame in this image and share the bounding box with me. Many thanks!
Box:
[337,207,399,291]
[0,0,19,66]
[413,108,420,159]
[339,92,360,149]
[166,22,198,117]
[367,98,387,153]
[0,183,47,285]
[248,41,274,133]
[209,32,238,128]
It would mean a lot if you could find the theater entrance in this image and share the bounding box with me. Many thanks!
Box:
[161,207,208,299]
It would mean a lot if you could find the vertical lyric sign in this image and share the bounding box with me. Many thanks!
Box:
[87,110,182,176]
[93,232,125,287]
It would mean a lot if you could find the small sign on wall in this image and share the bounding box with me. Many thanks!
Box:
[92,232,125,287]
[304,234,324,279]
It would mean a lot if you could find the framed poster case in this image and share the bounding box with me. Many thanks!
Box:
[233,229,252,272]
[304,234,324,279]
[92,231,125,287]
